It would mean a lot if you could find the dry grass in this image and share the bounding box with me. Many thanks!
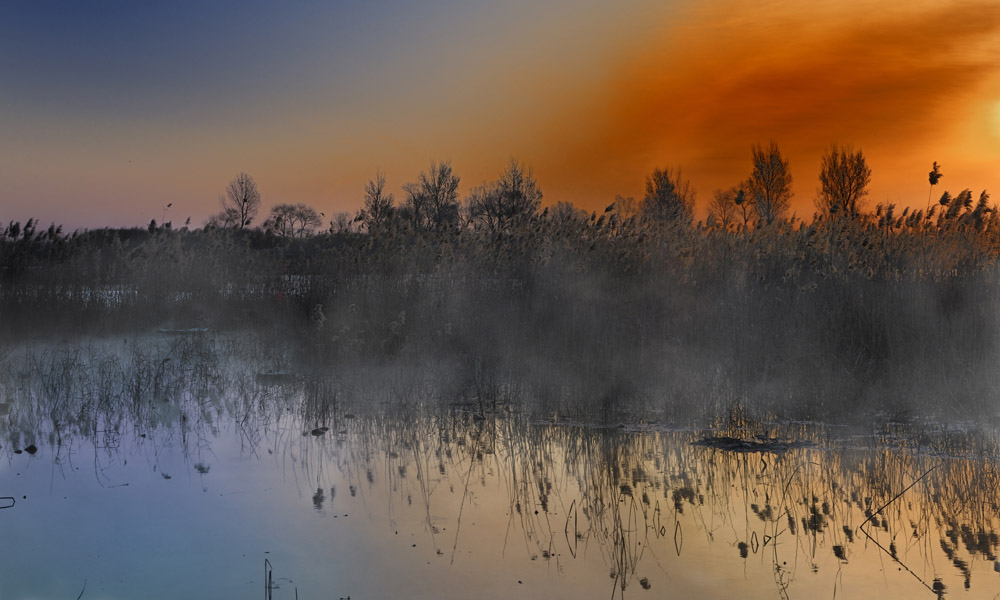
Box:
[3,201,1000,420]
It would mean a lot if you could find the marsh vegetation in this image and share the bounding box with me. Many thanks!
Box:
[5,157,1000,422]
[4,153,1000,596]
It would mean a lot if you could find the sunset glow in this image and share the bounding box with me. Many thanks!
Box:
[2,0,999,228]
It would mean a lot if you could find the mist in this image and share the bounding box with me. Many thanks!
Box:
[4,156,1000,597]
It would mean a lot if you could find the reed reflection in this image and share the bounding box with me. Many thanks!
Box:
[1,336,999,598]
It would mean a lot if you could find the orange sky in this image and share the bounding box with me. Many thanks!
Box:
[531,0,1000,218]
[2,1,999,229]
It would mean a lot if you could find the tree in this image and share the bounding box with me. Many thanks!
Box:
[262,203,323,238]
[733,188,753,230]
[746,142,793,225]
[216,172,261,230]
[467,158,542,234]
[640,167,694,225]
[612,195,639,221]
[466,182,498,231]
[402,161,460,230]
[816,144,871,220]
[205,204,242,229]
[548,200,587,225]
[707,185,741,231]
[359,170,395,233]
[328,211,355,234]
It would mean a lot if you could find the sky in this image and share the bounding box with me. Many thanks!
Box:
[2,0,1000,229]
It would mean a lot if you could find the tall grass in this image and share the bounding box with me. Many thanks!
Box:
[3,202,1000,420]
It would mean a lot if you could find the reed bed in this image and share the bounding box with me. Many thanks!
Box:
[5,208,1000,420]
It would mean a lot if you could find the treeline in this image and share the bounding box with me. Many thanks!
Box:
[2,147,1000,420]
[199,145,996,238]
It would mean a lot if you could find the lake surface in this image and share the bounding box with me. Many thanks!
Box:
[1,334,999,599]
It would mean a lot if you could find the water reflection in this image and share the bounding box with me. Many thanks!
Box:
[0,336,999,598]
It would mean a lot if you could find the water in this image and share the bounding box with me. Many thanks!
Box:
[1,335,999,599]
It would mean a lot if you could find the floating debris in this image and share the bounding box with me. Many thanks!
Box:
[310,427,330,437]
[24,445,37,455]
[639,577,651,590]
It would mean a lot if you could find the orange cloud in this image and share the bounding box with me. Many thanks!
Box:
[535,1,1000,214]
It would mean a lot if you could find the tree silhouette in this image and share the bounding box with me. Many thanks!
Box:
[547,200,587,226]
[640,167,694,226]
[747,142,793,226]
[403,161,460,230]
[263,203,323,238]
[205,204,241,229]
[467,158,542,234]
[214,172,261,230]
[708,185,741,231]
[733,189,753,231]
[359,170,395,233]
[816,144,871,220]
[328,211,355,234]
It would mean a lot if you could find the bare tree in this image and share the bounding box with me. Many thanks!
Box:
[467,158,542,234]
[640,167,695,225]
[548,200,587,224]
[708,186,741,231]
[613,195,638,221]
[466,182,499,231]
[403,161,460,230]
[746,142,793,225]
[328,211,355,234]
[359,170,395,233]
[816,144,871,220]
[213,172,261,229]
[205,203,242,229]
[263,203,323,238]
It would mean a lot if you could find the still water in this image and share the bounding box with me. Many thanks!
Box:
[1,335,999,599]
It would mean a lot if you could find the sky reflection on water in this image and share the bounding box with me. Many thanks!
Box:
[1,338,999,599]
